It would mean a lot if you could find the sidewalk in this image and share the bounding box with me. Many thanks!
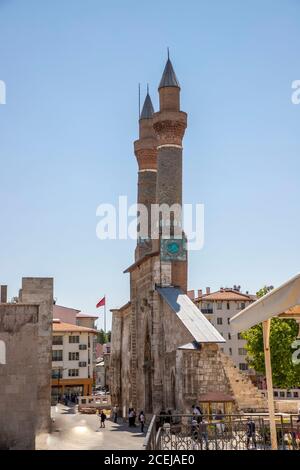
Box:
[36,404,146,450]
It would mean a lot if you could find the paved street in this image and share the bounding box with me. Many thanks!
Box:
[36,404,146,450]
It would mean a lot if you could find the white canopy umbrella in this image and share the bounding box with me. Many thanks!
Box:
[230,273,300,450]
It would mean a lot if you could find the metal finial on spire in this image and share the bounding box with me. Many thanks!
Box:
[147,83,149,95]
[167,47,170,60]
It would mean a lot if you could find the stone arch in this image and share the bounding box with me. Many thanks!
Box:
[0,340,6,365]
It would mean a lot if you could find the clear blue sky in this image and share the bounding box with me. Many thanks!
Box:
[0,0,299,330]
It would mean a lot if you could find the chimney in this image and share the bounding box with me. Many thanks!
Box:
[0,285,7,303]
[187,290,195,300]
[206,287,210,295]
[197,289,203,298]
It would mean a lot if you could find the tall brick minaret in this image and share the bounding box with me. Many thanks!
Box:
[153,56,188,291]
[134,91,157,260]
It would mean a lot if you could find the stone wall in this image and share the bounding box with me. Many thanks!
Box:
[0,304,39,449]
[20,278,53,433]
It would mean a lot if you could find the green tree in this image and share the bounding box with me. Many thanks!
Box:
[97,329,107,344]
[242,286,300,388]
[96,329,111,344]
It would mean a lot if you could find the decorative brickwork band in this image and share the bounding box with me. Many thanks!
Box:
[153,119,186,146]
[135,148,157,171]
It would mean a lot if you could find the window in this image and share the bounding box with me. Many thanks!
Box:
[279,391,285,398]
[106,347,111,353]
[241,302,245,310]
[51,368,62,379]
[227,318,230,325]
[238,348,247,355]
[52,350,63,362]
[229,347,232,355]
[227,302,230,310]
[228,333,231,340]
[68,369,79,377]
[53,336,63,345]
[293,392,299,398]
[79,344,87,350]
[88,336,90,347]
[273,391,278,397]
[69,336,80,344]
[69,352,79,361]
[239,363,248,371]
[217,302,222,310]
[217,318,223,325]
[237,333,243,340]
[79,361,87,367]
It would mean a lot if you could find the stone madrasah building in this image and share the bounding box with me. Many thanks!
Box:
[110,56,267,417]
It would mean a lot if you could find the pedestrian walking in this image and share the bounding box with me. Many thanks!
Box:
[139,411,145,433]
[100,410,107,428]
[191,416,199,449]
[128,408,134,427]
[214,409,225,433]
[199,418,209,450]
[132,408,137,427]
[192,404,203,423]
[112,405,118,423]
[246,417,257,449]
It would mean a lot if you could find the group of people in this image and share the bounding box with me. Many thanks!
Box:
[58,393,79,405]
[190,404,258,450]
[128,408,146,432]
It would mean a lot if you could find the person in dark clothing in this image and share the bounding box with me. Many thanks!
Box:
[100,411,107,428]
[159,409,167,427]
[165,410,172,424]
[246,418,257,449]
[139,411,145,433]
[128,408,133,427]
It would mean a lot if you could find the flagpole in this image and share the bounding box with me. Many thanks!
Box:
[104,295,106,334]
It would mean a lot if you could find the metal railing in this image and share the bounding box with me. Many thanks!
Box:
[144,414,300,450]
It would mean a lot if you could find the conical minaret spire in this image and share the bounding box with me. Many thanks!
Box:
[140,91,154,119]
[134,88,158,261]
[158,57,180,89]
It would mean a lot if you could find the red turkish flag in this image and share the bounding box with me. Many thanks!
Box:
[96,296,105,308]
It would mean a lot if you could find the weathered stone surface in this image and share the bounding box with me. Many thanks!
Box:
[20,278,53,433]
[0,304,38,450]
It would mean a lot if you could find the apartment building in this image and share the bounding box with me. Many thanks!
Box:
[51,319,97,399]
[190,286,256,373]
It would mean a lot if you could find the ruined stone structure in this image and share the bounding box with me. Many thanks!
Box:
[0,279,53,449]
[110,57,267,417]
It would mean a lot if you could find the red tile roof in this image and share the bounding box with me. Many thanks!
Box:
[52,321,97,334]
[195,289,254,302]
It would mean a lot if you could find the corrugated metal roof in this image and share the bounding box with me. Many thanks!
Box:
[158,59,180,89]
[140,93,154,119]
[157,287,225,343]
[178,342,201,350]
